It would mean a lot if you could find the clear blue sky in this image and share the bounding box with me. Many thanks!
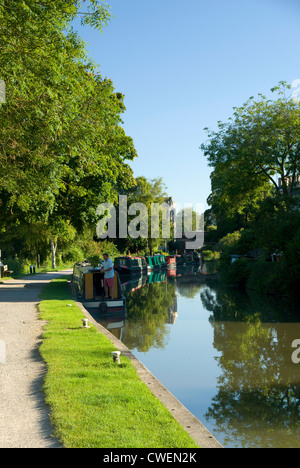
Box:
[73,0,300,210]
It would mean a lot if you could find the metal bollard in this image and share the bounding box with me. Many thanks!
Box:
[111,351,121,364]
[81,319,89,328]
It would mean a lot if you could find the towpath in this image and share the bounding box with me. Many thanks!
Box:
[0,271,72,448]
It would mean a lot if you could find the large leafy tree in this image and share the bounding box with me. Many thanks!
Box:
[106,177,170,255]
[0,0,137,266]
[201,83,300,233]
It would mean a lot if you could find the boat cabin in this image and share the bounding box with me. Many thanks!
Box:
[72,261,125,314]
[114,256,143,275]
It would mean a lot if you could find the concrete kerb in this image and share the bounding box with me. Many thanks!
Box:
[76,302,223,449]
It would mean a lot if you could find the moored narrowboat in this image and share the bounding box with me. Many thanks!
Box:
[72,261,126,314]
[145,255,167,270]
[137,256,149,272]
[114,256,143,275]
[155,254,167,268]
[166,255,176,268]
[145,256,156,270]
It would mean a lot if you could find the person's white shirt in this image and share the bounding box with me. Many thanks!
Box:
[103,258,114,279]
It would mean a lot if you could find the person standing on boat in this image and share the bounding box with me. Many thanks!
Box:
[101,253,114,299]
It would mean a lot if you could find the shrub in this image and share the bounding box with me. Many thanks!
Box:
[220,257,252,288]
[2,257,28,276]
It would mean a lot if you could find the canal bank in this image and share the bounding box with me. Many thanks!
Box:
[78,302,223,449]
[38,277,218,448]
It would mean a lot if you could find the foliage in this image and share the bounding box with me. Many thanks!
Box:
[110,176,171,255]
[202,82,300,237]
[123,280,176,352]
[202,83,300,298]
[0,0,137,267]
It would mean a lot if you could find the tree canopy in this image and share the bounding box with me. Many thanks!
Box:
[202,83,300,234]
[0,0,137,267]
[202,83,300,298]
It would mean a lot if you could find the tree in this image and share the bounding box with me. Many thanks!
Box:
[201,82,300,234]
[203,82,300,193]
[127,177,170,254]
[0,1,137,265]
[107,177,171,255]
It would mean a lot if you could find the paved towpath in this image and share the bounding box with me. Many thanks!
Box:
[0,271,72,448]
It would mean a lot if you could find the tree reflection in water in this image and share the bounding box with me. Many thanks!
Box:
[200,286,300,448]
[122,279,177,352]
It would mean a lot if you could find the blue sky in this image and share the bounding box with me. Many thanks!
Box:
[73,0,300,210]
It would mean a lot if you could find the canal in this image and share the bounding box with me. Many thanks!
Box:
[97,266,300,448]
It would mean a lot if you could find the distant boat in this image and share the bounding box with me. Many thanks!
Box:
[166,255,176,268]
[72,261,126,314]
[136,256,149,272]
[114,256,143,275]
[145,255,167,270]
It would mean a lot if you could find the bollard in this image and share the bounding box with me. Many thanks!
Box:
[81,319,89,328]
[111,351,121,364]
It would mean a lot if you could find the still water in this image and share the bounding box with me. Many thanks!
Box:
[97,267,300,448]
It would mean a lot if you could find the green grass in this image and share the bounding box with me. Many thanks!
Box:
[38,279,199,448]
[0,277,14,283]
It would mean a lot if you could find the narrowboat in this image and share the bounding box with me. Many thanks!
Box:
[146,255,167,270]
[155,254,167,268]
[145,256,156,270]
[72,261,126,314]
[166,255,176,268]
[137,256,149,272]
[114,256,143,275]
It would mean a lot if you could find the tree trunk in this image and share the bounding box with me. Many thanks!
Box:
[51,237,57,269]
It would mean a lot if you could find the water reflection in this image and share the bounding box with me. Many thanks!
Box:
[200,286,300,448]
[206,320,300,448]
[122,276,177,352]
[93,264,300,448]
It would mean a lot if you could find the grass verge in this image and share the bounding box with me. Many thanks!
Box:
[38,278,199,448]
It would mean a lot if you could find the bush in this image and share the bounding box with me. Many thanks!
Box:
[2,257,29,276]
[61,245,85,263]
[202,250,221,261]
[88,255,101,267]
[220,257,252,288]
[246,260,286,296]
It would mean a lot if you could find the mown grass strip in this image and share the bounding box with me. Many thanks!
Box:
[38,279,199,448]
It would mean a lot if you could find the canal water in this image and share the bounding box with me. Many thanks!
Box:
[97,265,300,449]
